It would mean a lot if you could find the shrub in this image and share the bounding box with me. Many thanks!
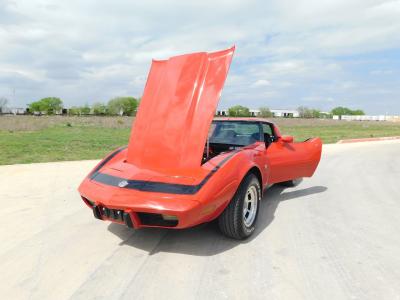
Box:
[259,107,273,118]
[28,97,63,115]
[107,97,138,116]
[228,105,251,117]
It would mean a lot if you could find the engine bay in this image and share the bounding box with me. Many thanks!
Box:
[202,143,242,164]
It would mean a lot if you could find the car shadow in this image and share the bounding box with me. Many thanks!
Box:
[107,184,328,256]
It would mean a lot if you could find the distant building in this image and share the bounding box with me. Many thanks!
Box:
[0,107,27,115]
[216,109,228,116]
[216,108,299,118]
[249,109,259,117]
[334,115,400,122]
[270,109,299,118]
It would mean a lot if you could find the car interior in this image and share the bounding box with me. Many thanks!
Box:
[202,121,276,164]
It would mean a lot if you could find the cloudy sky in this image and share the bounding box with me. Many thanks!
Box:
[1,0,399,114]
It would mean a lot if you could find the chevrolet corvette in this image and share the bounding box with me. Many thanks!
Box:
[78,46,322,239]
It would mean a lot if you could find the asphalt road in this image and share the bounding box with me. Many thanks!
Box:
[1,140,400,300]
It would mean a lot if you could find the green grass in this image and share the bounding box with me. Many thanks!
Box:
[279,123,400,144]
[0,125,130,165]
[1,116,400,165]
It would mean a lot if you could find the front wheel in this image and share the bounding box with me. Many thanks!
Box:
[218,173,261,240]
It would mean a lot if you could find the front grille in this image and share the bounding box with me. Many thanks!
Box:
[92,206,177,228]
[100,206,125,222]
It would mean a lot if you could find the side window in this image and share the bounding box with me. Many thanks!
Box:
[262,123,276,142]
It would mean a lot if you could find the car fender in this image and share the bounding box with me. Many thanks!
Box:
[196,149,265,222]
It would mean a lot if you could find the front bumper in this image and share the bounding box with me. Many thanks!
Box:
[79,178,206,229]
[90,202,182,229]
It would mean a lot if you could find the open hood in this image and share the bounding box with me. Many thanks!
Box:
[127,46,235,171]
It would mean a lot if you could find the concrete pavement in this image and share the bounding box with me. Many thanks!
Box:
[1,140,400,300]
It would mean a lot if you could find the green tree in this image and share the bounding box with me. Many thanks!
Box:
[297,106,312,118]
[107,97,138,116]
[29,97,63,114]
[92,102,107,115]
[40,97,63,114]
[28,101,45,114]
[68,107,81,115]
[351,109,365,116]
[297,106,322,118]
[228,105,251,117]
[331,106,352,116]
[259,106,273,118]
[319,112,332,119]
[331,106,365,116]
[80,104,91,115]
[311,109,321,118]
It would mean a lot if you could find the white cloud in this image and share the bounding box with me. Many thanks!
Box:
[0,0,399,113]
[252,79,271,87]
[370,69,394,75]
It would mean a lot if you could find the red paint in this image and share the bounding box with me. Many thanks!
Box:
[127,47,235,170]
[78,48,322,230]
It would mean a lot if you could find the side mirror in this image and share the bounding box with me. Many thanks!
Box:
[280,135,294,143]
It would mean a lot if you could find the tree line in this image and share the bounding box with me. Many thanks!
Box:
[228,105,365,118]
[5,96,365,118]
[27,97,139,116]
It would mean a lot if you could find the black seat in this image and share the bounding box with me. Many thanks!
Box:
[250,132,261,142]
[216,129,236,140]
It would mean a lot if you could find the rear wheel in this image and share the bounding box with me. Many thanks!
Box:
[278,177,303,187]
[218,174,261,240]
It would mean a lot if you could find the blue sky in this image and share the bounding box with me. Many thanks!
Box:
[0,0,399,114]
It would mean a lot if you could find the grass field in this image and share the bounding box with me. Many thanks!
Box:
[1,115,400,165]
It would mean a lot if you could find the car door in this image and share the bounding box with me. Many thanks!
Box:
[262,123,319,184]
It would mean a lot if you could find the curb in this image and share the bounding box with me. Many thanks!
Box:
[337,136,400,144]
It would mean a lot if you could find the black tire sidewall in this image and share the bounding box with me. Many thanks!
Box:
[238,175,261,237]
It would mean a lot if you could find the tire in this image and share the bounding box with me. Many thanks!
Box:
[278,177,303,187]
[218,173,261,240]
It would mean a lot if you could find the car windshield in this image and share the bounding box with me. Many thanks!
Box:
[208,121,261,146]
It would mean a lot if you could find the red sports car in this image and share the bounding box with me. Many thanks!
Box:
[78,46,322,239]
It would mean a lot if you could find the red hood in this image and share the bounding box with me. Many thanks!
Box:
[127,46,235,171]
